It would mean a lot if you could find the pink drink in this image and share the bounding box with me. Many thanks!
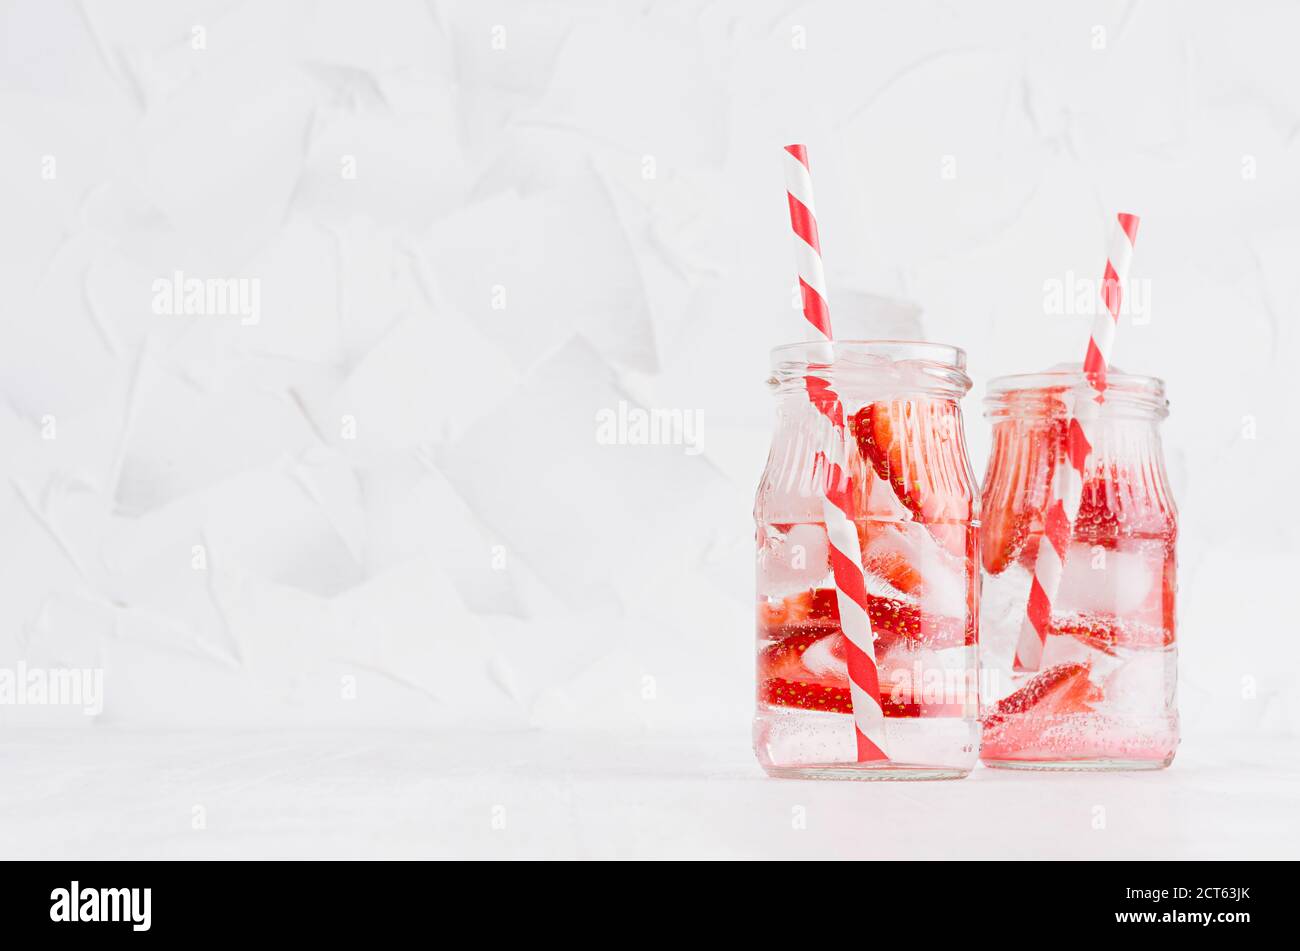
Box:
[978,368,1179,769]
[753,342,981,780]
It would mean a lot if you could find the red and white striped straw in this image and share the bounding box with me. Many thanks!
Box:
[784,145,833,342]
[783,144,887,762]
[1013,213,1141,672]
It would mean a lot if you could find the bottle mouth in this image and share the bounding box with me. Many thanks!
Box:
[770,339,966,370]
[768,339,971,400]
[986,364,1168,420]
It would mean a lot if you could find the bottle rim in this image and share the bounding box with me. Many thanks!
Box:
[769,339,967,370]
[985,365,1168,419]
[768,340,971,399]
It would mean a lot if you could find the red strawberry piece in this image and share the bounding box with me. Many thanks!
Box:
[1074,466,1177,550]
[1074,477,1121,549]
[759,678,854,714]
[981,419,1063,575]
[867,550,924,595]
[761,589,966,653]
[758,632,852,713]
[757,630,965,717]
[1161,556,1176,636]
[758,631,844,682]
[868,595,966,651]
[850,401,971,523]
[756,588,839,637]
[857,521,927,596]
[851,401,975,563]
[981,500,1033,575]
[984,662,1102,728]
[1051,613,1174,653]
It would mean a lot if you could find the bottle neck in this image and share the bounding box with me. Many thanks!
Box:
[984,369,1168,423]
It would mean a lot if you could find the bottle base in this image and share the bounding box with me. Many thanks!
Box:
[755,706,979,780]
[980,754,1174,772]
[762,763,972,781]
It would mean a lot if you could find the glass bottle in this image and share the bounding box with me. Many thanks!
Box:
[754,341,980,779]
[978,366,1179,769]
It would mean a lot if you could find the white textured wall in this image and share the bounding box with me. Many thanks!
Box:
[1,0,1296,737]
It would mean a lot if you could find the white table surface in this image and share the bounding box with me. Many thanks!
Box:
[1,729,1294,860]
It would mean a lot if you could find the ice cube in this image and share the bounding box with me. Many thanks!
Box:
[1102,653,1173,716]
[799,633,847,680]
[1041,630,1125,681]
[758,523,830,598]
[1055,543,1155,618]
[978,562,1032,674]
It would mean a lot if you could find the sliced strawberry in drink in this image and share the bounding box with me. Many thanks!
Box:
[1074,466,1177,550]
[1161,556,1176,635]
[1051,612,1174,654]
[1074,476,1121,549]
[850,401,972,523]
[869,595,966,651]
[857,522,926,595]
[758,629,964,717]
[866,550,924,595]
[758,631,844,683]
[850,400,974,562]
[984,662,1102,728]
[759,678,854,714]
[758,631,852,713]
[760,587,966,652]
[981,419,1063,575]
[982,500,1034,576]
[756,588,839,637]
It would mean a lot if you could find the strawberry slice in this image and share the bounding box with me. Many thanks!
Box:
[868,595,966,651]
[981,501,1033,575]
[850,401,972,524]
[865,550,924,595]
[759,588,968,651]
[757,588,838,637]
[1074,467,1177,550]
[856,521,925,595]
[984,662,1102,728]
[981,420,1063,575]
[758,631,844,683]
[1161,556,1176,634]
[757,630,967,717]
[851,402,920,520]
[758,632,852,713]
[1051,613,1174,654]
[760,678,854,714]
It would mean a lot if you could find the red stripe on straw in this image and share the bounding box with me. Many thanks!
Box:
[1043,500,1073,559]
[1066,418,1091,473]
[827,544,870,612]
[844,640,881,700]
[1117,213,1140,244]
[786,194,821,252]
[797,279,833,339]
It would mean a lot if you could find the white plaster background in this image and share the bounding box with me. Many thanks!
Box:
[1,0,1297,747]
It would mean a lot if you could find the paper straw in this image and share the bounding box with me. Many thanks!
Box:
[1012,213,1141,672]
[782,144,888,761]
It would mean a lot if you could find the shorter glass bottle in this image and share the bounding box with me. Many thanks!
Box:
[978,365,1179,769]
[753,341,980,780]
